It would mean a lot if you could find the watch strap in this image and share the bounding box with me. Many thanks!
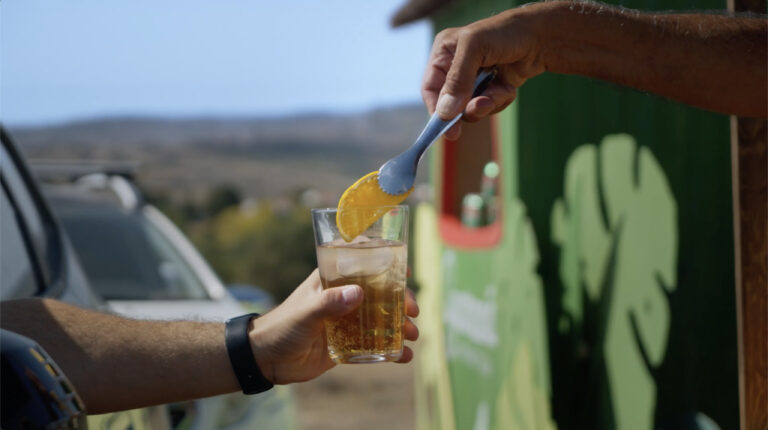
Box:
[225,313,274,395]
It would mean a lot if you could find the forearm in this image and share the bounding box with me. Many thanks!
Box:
[0,275,419,413]
[0,299,239,414]
[540,2,767,117]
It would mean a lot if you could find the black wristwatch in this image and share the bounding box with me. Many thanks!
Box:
[224,313,274,395]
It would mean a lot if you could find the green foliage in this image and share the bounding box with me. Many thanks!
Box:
[144,184,319,302]
[205,185,242,218]
[190,203,317,302]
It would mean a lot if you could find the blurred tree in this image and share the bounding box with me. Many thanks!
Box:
[142,184,316,301]
[181,200,204,222]
[205,184,242,217]
[198,203,317,302]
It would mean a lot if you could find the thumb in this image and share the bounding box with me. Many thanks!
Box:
[436,37,482,120]
[314,285,364,318]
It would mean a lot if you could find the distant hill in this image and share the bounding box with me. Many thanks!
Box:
[10,104,430,202]
[9,104,427,149]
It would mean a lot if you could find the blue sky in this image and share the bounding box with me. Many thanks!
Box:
[1,1,432,126]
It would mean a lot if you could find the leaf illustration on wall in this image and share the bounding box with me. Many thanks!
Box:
[551,134,677,429]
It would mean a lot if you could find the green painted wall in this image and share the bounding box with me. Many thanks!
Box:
[415,0,739,429]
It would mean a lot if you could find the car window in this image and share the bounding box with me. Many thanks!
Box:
[141,215,211,300]
[56,208,209,300]
[0,182,39,298]
[0,143,49,271]
[0,132,65,297]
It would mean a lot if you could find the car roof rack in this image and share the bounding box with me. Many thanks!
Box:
[29,159,144,211]
[29,159,139,181]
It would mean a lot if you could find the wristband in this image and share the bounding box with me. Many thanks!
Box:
[225,313,274,395]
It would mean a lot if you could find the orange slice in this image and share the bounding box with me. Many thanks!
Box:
[336,171,412,242]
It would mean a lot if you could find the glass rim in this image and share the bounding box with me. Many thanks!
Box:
[311,205,408,214]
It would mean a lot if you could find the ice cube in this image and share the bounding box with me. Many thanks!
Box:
[349,235,371,245]
[336,246,394,277]
[327,239,344,247]
[366,271,390,290]
[325,236,369,248]
[316,246,338,280]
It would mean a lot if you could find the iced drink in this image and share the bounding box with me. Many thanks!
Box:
[316,238,406,363]
[311,205,409,364]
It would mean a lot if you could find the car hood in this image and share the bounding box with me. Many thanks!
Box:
[107,298,246,321]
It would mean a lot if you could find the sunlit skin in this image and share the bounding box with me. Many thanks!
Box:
[422,1,767,140]
[248,269,420,383]
[0,270,419,414]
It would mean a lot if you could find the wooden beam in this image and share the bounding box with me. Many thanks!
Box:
[729,3,767,430]
[728,4,767,430]
[731,115,768,430]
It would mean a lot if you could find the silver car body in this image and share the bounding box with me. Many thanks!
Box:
[38,172,297,430]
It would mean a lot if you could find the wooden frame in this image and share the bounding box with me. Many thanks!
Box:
[727,0,768,425]
[731,114,768,430]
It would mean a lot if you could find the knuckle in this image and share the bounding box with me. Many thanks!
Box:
[433,28,455,47]
[317,288,339,312]
[436,27,457,39]
[456,26,481,47]
[326,287,343,304]
[443,73,465,92]
[456,26,472,39]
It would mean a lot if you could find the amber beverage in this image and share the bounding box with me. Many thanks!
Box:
[311,206,408,364]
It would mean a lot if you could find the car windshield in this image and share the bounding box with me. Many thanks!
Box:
[51,195,209,300]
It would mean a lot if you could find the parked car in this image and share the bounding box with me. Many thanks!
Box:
[32,162,298,430]
[1,126,297,429]
[1,127,169,429]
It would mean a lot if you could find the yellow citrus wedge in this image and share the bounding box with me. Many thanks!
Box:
[336,171,413,242]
